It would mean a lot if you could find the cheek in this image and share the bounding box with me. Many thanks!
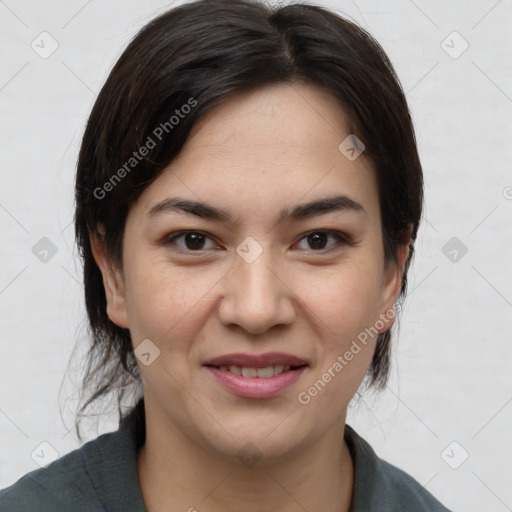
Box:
[297,261,383,395]
[122,255,212,344]
[300,262,383,336]
[123,261,215,396]
[294,268,381,418]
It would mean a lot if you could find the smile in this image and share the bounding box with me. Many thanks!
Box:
[205,364,307,398]
[215,364,296,378]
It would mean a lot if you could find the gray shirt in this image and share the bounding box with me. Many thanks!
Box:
[0,399,450,511]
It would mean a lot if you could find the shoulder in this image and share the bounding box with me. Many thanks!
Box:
[0,432,112,512]
[345,424,452,512]
[0,400,146,512]
[371,457,450,511]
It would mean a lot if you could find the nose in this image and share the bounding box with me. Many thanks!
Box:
[217,248,296,335]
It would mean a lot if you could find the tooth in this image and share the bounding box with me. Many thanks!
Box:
[273,365,284,375]
[283,365,291,372]
[219,365,229,371]
[241,367,258,378]
[229,365,241,375]
[257,366,274,378]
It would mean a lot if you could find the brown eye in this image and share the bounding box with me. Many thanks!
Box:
[308,232,329,250]
[164,231,218,252]
[296,231,349,252]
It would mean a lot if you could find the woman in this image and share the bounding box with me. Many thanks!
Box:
[0,0,450,510]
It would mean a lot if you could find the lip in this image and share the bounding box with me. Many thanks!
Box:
[206,365,307,398]
[203,352,307,368]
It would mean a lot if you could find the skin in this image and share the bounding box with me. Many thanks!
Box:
[91,82,409,512]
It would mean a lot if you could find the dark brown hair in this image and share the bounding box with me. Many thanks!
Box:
[73,0,422,433]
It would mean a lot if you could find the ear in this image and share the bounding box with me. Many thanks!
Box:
[89,226,130,329]
[377,225,413,333]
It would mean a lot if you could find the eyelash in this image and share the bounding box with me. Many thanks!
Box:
[163,230,351,255]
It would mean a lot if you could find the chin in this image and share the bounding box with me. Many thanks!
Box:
[196,414,316,466]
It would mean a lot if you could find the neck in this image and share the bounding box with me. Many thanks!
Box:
[137,400,354,512]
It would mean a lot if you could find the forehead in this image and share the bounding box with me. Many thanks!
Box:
[185,82,359,161]
[130,82,380,227]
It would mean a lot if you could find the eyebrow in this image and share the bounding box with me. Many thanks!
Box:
[147,194,365,224]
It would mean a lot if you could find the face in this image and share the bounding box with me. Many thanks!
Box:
[93,83,406,464]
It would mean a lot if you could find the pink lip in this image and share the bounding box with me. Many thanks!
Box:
[203,352,307,368]
[206,366,307,398]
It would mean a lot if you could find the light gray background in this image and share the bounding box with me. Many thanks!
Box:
[1,1,511,510]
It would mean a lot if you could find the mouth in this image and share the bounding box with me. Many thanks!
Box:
[203,352,308,398]
[205,364,306,378]
[203,352,307,369]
